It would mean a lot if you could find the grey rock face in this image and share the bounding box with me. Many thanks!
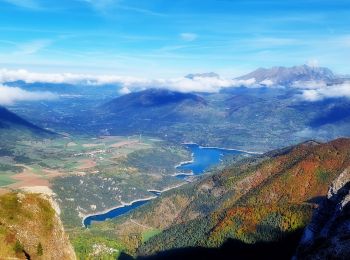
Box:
[296,167,350,259]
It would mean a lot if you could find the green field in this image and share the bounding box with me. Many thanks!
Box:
[0,133,191,227]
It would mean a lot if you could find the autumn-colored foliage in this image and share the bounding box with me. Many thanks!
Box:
[111,139,350,256]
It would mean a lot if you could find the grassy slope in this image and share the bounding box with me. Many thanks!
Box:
[0,192,75,259]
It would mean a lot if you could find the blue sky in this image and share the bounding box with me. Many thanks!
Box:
[0,0,349,77]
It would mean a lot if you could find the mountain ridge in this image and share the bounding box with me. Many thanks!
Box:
[0,105,53,136]
[236,64,336,86]
[103,88,207,109]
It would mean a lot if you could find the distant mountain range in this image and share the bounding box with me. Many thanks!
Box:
[236,64,337,86]
[90,82,350,152]
[3,64,350,151]
[98,88,215,137]
[104,88,207,109]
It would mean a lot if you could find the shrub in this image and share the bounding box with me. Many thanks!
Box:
[13,240,23,253]
[37,242,43,256]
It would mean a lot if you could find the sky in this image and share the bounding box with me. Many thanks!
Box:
[0,0,349,77]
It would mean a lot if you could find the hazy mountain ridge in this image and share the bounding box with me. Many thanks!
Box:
[95,85,350,152]
[0,105,53,136]
[97,88,217,138]
[3,65,350,152]
[103,88,207,109]
[236,65,336,86]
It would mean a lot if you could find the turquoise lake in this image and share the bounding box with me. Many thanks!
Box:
[175,143,244,179]
[84,144,247,227]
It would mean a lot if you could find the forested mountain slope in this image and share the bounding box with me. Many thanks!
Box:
[93,138,350,258]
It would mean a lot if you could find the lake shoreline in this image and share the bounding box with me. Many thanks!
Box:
[83,143,260,227]
[181,142,263,155]
[82,196,157,227]
[174,153,195,168]
[171,172,194,177]
[147,183,186,193]
[83,183,187,227]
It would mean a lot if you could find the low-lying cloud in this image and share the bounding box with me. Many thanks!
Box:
[118,77,256,94]
[0,68,257,93]
[0,84,57,105]
[3,68,348,100]
[300,82,350,101]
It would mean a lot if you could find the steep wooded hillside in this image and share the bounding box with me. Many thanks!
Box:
[91,138,350,257]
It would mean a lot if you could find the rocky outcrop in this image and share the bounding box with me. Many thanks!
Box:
[296,167,350,259]
[0,192,76,260]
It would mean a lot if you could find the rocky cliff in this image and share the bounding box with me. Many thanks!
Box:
[0,192,76,259]
[296,167,350,259]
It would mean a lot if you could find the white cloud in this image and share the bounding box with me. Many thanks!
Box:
[0,84,57,105]
[121,77,254,93]
[300,82,350,101]
[0,68,257,93]
[119,86,131,95]
[180,33,198,42]
[260,79,274,86]
[292,80,328,89]
[5,68,349,100]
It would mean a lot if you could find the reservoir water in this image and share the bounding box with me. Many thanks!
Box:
[83,199,151,227]
[83,143,247,227]
[175,143,244,179]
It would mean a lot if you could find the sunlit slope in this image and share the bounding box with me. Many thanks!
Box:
[0,192,75,259]
[98,138,350,256]
[140,138,350,255]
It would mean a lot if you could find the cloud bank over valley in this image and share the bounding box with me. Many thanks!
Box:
[0,84,57,105]
[0,67,349,103]
[0,68,256,94]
